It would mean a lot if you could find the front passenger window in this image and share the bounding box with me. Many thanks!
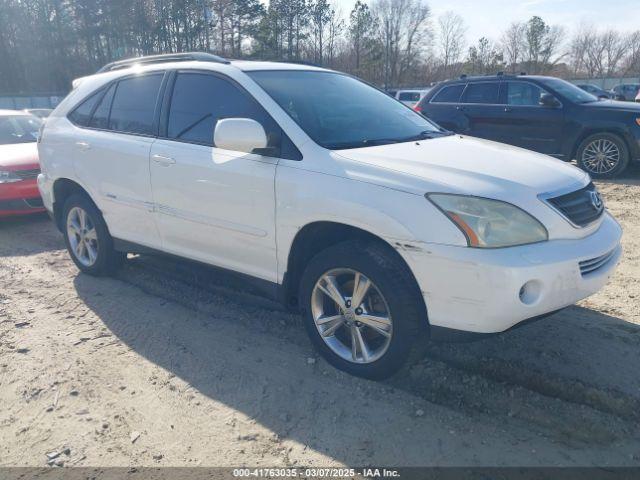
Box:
[166,72,301,160]
[506,82,544,106]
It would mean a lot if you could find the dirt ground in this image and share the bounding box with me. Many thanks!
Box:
[1,169,639,468]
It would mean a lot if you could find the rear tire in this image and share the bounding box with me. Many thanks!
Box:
[62,194,124,276]
[299,240,428,380]
[576,133,629,178]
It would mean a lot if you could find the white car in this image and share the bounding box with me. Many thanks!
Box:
[37,53,622,379]
[396,89,430,107]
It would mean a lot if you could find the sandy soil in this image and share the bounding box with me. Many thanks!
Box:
[1,169,639,467]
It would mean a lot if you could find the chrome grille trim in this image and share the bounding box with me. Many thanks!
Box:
[540,182,604,228]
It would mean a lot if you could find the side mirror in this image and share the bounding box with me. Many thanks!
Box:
[214,118,268,154]
[539,93,561,108]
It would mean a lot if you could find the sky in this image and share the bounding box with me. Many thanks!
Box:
[330,0,639,42]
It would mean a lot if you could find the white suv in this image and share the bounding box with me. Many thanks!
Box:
[38,53,622,379]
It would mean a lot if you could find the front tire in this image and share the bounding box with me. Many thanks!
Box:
[576,133,629,178]
[299,240,428,380]
[62,194,124,276]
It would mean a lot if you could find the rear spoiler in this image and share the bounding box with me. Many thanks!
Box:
[71,76,90,90]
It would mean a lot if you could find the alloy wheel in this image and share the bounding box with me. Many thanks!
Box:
[581,138,620,175]
[311,268,393,364]
[66,206,99,267]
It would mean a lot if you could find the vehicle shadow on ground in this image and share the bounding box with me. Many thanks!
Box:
[597,162,640,187]
[72,256,640,463]
[0,213,61,257]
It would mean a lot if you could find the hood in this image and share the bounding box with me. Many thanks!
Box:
[581,99,640,112]
[334,134,588,200]
[0,142,40,170]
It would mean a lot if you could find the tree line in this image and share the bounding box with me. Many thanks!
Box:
[0,0,639,94]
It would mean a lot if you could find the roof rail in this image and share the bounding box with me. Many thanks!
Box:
[97,52,230,73]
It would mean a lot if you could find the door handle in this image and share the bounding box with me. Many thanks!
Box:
[456,105,465,111]
[152,154,176,166]
[75,141,91,151]
[504,107,513,112]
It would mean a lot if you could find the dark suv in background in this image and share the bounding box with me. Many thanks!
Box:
[416,74,640,178]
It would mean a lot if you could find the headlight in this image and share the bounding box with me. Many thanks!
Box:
[0,170,22,184]
[427,193,548,248]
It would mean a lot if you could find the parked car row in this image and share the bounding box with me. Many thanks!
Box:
[33,53,622,379]
[610,83,640,102]
[576,83,640,102]
[415,73,640,178]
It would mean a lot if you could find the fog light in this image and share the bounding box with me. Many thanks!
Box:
[519,280,542,305]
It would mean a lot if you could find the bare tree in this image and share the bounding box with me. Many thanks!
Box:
[622,30,640,76]
[501,22,525,73]
[437,11,466,77]
[372,0,431,87]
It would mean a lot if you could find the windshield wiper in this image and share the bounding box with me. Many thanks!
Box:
[325,130,452,150]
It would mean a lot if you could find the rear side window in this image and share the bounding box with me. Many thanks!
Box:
[462,82,500,104]
[506,82,544,106]
[109,74,163,135]
[68,90,102,126]
[431,84,465,103]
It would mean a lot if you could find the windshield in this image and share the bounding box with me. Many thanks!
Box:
[248,71,444,150]
[539,78,598,104]
[0,115,42,144]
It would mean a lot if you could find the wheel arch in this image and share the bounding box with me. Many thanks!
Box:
[570,128,631,161]
[51,178,97,231]
[281,221,424,316]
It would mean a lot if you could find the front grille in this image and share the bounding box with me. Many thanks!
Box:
[546,182,604,227]
[579,249,616,276]
[13,168,40,180]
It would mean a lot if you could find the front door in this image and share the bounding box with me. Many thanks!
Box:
[500,81,565,156]
[149,71,281,282]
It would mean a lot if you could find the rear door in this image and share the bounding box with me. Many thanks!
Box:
[70,72,165,248]
[458,81,505,142]
[499,81,565,156]
[421,83,467,132]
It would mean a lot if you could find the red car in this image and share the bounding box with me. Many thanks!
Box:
[0,110,45,217]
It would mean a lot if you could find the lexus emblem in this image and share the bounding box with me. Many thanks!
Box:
[590,190,604,211]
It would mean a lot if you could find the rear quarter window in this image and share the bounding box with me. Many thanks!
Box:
[68,90,102,126]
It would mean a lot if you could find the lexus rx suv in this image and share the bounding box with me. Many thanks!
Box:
[416,74,640,178]
[38,54,622,379]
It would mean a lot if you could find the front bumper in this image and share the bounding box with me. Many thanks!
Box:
[400,212,622,334]
[0,179,45,217]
